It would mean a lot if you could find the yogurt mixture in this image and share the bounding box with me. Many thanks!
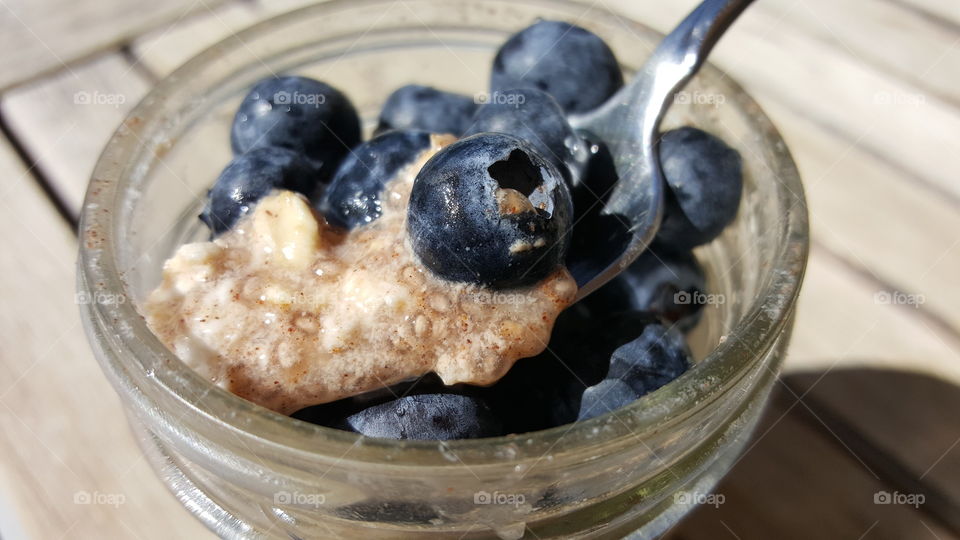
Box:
[144,135,577,414]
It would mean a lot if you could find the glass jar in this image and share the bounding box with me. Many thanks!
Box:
[77,0,809,537]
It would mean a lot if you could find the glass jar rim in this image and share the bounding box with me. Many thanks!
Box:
[78,0,809,467]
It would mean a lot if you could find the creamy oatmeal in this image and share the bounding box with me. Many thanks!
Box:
[144,135,577,414]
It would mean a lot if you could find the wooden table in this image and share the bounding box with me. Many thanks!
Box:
[1,0,958,538]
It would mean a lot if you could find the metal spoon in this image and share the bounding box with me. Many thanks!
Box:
[567,0,753,300]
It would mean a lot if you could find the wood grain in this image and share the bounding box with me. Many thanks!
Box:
[752,0,960,108]
[892,0,960,28]
[1,54,150,219]
[666,387,958,540]
[614,0,960,205]
[0,0,957,538]
[0,0,226,91]
[130,1,261,78]
[786,247,960,384]
[788,369,960,532]
[0,139,208,539]
[765,99,960,335]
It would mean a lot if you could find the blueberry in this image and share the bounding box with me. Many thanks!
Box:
[654,127,743,250]
[587,248,706,331]
[577,379,641,421]
[577,324,690,421]
[291,373,465,427]
[199,147,316,235]
[376,85,478,136]
[317,130,432,229]
[482,309,656,432]
[230,76,361,178]
[606,323,691,395]
[341,394,502,440]
[491,20,623,114]
[407,133,573,289]
[463,88,587,184]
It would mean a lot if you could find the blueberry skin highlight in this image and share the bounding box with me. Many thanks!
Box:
[463,87,587,184]
[577,379,642,421]
[407,133,573,289]
[342,394,502,440]
[317,130,432,229]
[605,323,691,394]
[578,323,691,421]
[490,20,623,114]
[199,147,317,235]
[376,85,478,137]
[655,127,743,250]
[230,76,361,178]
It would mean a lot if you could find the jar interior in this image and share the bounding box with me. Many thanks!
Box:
[120,31,773,370]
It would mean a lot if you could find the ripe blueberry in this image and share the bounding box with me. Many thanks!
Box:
[407,133,573,289]
[483,309,656,432]
[586,248,707,331]
[317,130,432,229]
[463,87,587,184]
[577,379,641,421]
[230,76,361,179]
[606,323,691,394]
[491,20,623,114]
[376,85,478,136]
[199,147,316,235]
[577,323,691,421]
[655,127,743,250]
[342,394,502,440]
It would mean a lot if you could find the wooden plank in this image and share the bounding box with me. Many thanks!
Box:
[1,53,151,219]
[0,140,209,538]
[786,247,960,386]
[0,0,226,91]
[130,1,261,78]
[891,0,960,29]
[131,0,354,79]
[788,369,960,532]
[611,0,960,205]
[752,0,960,107]
[762,99,960,335]
[666,388,958,540]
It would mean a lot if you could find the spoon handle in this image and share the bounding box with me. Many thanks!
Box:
[570,0,753,300]
[641,0,754,136]
[655,0,754,79]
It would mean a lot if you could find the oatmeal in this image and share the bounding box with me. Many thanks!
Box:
[144,135,577,414]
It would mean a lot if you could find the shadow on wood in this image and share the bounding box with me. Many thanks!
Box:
[664,367,960,540]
